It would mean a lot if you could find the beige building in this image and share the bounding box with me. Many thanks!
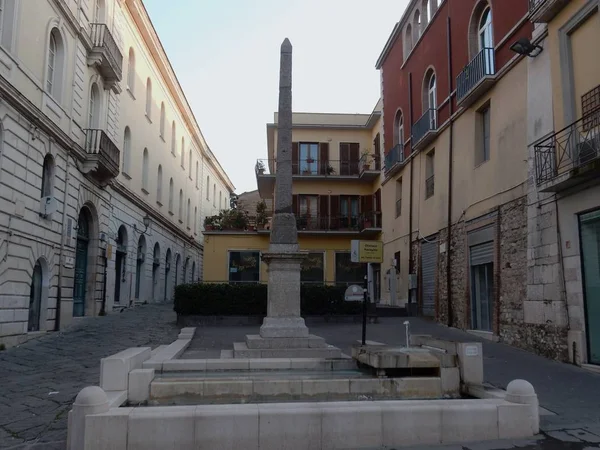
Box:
[0,0,233,347]
[527,0,600,365]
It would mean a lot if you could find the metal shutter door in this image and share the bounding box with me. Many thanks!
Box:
[421,240,437,317]
[470,242,494,266]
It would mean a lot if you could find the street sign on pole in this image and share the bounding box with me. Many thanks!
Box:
[344,285,363,302]
[351,240,383,263]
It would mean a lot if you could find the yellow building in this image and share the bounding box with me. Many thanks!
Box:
[203,103,384,300]
[527,0,600,365]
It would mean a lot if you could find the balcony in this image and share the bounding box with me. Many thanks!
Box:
[456,48,496,108]
[412,109,438,152]
[384,144,407,178]
[77,129,120,185]
[87,23,123,89]
[534,108,600,192]
[529,0,570,23]
[255,158,372,198]
[295,212,381,236]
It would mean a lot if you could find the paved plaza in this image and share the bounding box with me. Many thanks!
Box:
[1,304,600,449]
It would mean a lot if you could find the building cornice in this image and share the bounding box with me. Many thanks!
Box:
[124,0,235,192]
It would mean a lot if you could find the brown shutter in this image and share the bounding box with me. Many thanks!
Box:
[349,143,360,175]
[339,143,349,175]
[330,195,340,230]
[375,189,381,212]
[292,194,298,216]
[374,134,381,170]
[292,142,299,175]
[319,143,329,175]
[319,195,329,230]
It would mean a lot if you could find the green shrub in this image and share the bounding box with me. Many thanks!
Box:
[174,283,362,316]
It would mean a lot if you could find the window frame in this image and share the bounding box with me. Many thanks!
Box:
[228,250,261,283]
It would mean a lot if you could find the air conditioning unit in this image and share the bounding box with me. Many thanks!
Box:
[39,196,58,218]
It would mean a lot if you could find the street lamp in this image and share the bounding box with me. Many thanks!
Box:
[510,37,543,58]
[135,214,151,234]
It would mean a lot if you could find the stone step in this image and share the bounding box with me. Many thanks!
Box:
[245,334,327,349]
[233,342,343,359]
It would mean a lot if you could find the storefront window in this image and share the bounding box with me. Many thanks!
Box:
[228,251,260,283]
[301,252,325,283]
[335,252,366,286]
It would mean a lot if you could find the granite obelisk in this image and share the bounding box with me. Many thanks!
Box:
[259,38,310,338]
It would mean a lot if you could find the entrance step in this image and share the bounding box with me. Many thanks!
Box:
[245,334,327,349]
[233,342,342,359]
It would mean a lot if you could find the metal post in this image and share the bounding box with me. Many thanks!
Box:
[362,274,368,345]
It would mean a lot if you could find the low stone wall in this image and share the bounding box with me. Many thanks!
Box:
[177,314,381,327]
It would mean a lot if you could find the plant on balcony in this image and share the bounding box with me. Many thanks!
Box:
[220,209,249,230]
[361,149,374,171]
[256,160,266,175]
[326,164,335,175]
[256,200,268,229]
[203,215,221,231]
[361,213,373,229]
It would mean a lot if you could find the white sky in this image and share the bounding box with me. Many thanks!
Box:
[144,0,409,193]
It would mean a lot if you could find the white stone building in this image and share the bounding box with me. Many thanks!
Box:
[0,0,234,347]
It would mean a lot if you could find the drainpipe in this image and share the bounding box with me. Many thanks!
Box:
[445,16,455,327]
[408,73,415,310]
[56,150,71,331]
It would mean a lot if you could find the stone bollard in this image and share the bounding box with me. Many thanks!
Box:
[505,379,539,434]
[67,386,110,450]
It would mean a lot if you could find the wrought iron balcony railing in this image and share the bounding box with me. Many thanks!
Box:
[296,213,381,232]
[255,159,369,177]
[385,144,406,173]
[456,48,495,104]
[534,108,600,185]
[89,23,123,80]
[412,109,437,147]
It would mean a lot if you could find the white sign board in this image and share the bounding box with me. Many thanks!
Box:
[465,345,479,357]
[344,285,364,302]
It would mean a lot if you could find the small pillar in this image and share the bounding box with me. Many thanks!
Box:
[67,386,110,450]
[505,379,539,433]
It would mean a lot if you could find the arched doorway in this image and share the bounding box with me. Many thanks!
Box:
[174,253,181,288]
[183,257,189,284]
[191,261,196,283]
[73,209,91,317]
[164,249,172,302]
[114,226,128,305]
[152,243,160,302]
[28,260,43,331]
[135,235,146,301]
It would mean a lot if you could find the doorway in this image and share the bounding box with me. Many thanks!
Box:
[469,242,494,331]
[421,239,437,317]
[73,209,90,317]
[152,243,160,302]
[135,235,146,301]
[28,261,43,331]
[580,210,600,364]
[165,249,172,301]
[114,226,127,305]
[174,253,181,288]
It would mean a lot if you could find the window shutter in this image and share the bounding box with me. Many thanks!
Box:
[319,195,329,219]
[292,194,298,216]
[339,143,349,175]
[330,195,340,230]
[349,143,360,175]
[292,142,299,175]
[319,143,329,175]
[375,189,382,212]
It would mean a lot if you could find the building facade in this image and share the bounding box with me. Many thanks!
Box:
[527,0,600,364]
[0,0,233,347]
[203,107,384,300]
[376,0,541,348]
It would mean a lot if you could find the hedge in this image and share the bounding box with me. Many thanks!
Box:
[174,283,363,316]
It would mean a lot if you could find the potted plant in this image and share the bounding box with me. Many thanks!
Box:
[326,164,335,175]
[221,209,249,230]
[203,215,220,231]
[256,160,266,175]
[361,150,372,171]
[256,200,268,230]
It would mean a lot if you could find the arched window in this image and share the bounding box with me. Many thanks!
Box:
[404,24,413,58]
[195,161,199,188]
[188,150,192,178]
[206,176,210,200]
[476,5,495,74]
[178,189,183,220]
[168,178,174,213]
[186,198,191,228]
[122,126,131,175]
[422,0,430,26]
[160,102,165,138]
[180,137,185,168]
[394,110,404,147]
[145,78,152,119]
[213,184,216,207]
[88,83,100,129]
[194,206,198,233]
[428,73,437,111]
[127,47,135,93]
[423,69,437,129]
[142,148,149,193]
[41,154,55,198]
[0,0,17,51]
[414,10,422,41]
[171,121,176,155]
[219,191,222,210]
[157,165,163,204]
[94,0,105,23]
[46,28,65,100]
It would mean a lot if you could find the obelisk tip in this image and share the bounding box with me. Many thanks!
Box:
[281,38,292,52]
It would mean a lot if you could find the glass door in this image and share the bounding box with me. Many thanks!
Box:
[580,210,600,364]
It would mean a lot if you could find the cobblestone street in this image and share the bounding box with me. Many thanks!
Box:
[1,304,600,449]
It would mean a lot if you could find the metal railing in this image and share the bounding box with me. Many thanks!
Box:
[534,108,600,185]
[255,159,365,177]
[425,175,435,199]
[84,128,120,168]
[385,144,406,173]
[456,48,495,102]
[89,23,123,75]
[412,109,437,146]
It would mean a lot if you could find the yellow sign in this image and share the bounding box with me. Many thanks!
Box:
[351,240,383,263]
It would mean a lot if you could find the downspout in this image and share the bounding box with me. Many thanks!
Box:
[445,16,455,327]
[408,72,415,308]
[55,151,71,331]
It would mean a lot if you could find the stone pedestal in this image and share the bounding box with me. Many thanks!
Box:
[259,251,309,338]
